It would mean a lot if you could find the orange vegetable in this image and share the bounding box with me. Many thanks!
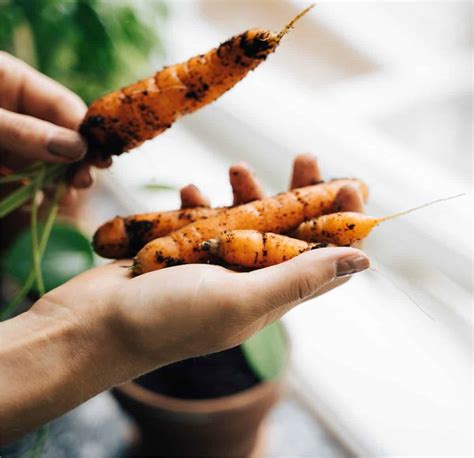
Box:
[292,212,380,245]
[202,230,327,269]
[93,207,220,258]
[292,195,463,246]
[80,6,314,160]
[133,178,368,274]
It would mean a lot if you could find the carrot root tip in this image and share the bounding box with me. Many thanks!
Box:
[277,3,315,42]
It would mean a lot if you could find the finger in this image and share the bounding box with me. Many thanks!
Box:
[0,52,87,130]
[238,247,369,316]
[180,184,210,208]
[290,153,322,190]
[70,163,93,189]
[331,184,365,213]
[0,108,86,163]
[59,188,78,207]
[90,157,113,169]
[229,163,265,205]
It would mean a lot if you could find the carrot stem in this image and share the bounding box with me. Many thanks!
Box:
[0,163,66,218]
[31,166,46,296]
[0,182,65,320]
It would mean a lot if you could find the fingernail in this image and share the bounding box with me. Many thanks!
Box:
[48,130,86,160]
[336,254,370,277]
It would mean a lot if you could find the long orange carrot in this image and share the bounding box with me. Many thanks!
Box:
[202,230,327,269]
[93,207,221,258]
[133,178,368,274]
[80,6,314,160]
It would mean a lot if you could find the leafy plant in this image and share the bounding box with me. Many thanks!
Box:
[3,222,94,303]
[0,0,167,103]
[241,321,287,381]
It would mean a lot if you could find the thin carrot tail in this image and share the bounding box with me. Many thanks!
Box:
[380,193,466,223]
[276,4,315,43]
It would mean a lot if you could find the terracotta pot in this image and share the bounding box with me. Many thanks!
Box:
[113,375,282,457]
[113,329,289,458]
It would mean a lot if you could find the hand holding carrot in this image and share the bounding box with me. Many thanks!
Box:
[0,52,102,189]
[0,153,370,444]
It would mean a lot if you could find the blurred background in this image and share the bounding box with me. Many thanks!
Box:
[1,0,472,456]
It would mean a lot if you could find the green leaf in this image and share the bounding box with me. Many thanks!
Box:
[141,182,178,191]
[0,1,23,52]
[3,0,167,103]
[241,321,288,381]
[3,222,95,294]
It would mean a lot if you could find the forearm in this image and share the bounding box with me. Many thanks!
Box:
[0,299,129,445]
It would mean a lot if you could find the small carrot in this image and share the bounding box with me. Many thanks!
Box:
[132,178,368,274]
[80,5,314,160]
[93,207,220,258]
[202,230,327,269]
[292,195,464,246]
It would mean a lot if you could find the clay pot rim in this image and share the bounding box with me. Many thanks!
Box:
[115,375,283,414]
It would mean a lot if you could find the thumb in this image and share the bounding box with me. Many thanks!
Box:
[240,247,369,316]
[0,108,86,163]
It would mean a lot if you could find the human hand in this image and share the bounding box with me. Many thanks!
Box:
[0,52,110,190]
[37,155,369,382]
[0,155,368,443]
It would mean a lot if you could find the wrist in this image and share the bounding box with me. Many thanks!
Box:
[31,294,135,386]
[0,299,131,443]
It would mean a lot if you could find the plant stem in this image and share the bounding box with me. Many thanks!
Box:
[0,179,38,218]
[31,166,46,296]
[0,162,45,184]
[0,182,65,320]
[0,173,31,184]
[39,183,65,254]
[0,163,66,218]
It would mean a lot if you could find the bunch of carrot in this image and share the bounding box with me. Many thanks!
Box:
[83,5,392,273]
[81,6,461,274]
[80,5,458,274]
[93,153,380,273]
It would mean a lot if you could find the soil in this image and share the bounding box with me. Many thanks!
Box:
[135,346,260,399]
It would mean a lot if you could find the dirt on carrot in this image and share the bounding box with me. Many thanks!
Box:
[202,230,327,269]
[93,207,220,258]
[80,6,314,160]
[292,194,464,246]
[132,178,368,274]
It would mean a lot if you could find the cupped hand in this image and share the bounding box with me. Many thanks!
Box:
[34,154,369,384]
[38,244,368,383]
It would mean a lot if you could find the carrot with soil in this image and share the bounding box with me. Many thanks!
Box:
[202,230,328,269]
[80,5,315,160]
[132,178,368,274]
[93,207,221,259]
[292,194,464,246]
[94,164,265,259]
